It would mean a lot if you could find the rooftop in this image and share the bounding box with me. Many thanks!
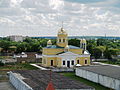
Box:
[45,45,80,49]
[77,65,120,80]
[12,70,94,90]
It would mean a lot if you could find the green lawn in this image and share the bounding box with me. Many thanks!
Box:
[0,63,39,82]
[99,61,120,65]
[0,63,39,70]
[61,72,111,90]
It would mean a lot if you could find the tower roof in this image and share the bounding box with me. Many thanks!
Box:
[47,40,52,45]
[80,38,86,43]
[65,45,69,49]
[58,28,67,35]
[46,81,55,90]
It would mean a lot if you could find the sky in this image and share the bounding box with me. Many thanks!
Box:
[0,0,120,37]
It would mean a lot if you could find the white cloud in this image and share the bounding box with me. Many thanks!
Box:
[0,0,120,37]
[49,0,64,10]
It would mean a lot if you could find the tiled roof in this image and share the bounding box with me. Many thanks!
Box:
[12,70,94,90]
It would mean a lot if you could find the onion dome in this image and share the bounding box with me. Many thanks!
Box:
[80,38,86,43]
[58,28,67,35]
[82,38,86,43]
[47,40,52,45]
[64,45,69,52]
[65,45,69,49]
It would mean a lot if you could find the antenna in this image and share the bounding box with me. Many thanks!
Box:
[50,70,52,81]
[62,21,63,28]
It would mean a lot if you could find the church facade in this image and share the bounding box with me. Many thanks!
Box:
[42,28,90,68]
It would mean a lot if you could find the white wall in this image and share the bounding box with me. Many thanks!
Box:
[76,68,120,90]
[9,71,33,90]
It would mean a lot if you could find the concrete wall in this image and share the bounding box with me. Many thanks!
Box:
[76,68,120,90]
[9,71,33,90]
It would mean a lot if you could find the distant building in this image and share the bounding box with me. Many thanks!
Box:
[8,35,26,42]
[14,52,42,63]
[42,27,91,68]
[76,65,120,90]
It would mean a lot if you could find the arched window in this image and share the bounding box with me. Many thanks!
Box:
[63,39,65,42]
[63,61,65,65]
[51,60,53,66]
[59,39,61,42]
[85,60,87,64]
[77,60,79,64]
[71,60,74,65]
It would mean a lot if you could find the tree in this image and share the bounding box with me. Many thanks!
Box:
[0,40,10,52]
[68,38,80,47]
[87,40,97,56]
[96,46,106,57]
[8,46,17,54]
[93,48,102,59]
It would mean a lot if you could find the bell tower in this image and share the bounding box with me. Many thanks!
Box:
[80,38,86,50]
[57,28,68,47]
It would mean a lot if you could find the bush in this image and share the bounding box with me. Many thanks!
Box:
[0,61,4,66]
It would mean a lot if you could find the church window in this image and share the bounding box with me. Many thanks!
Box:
[85,60,87,64]
[63,39,65,42]
[51,60,53,66]
[63,61,65,65]
[59,39,61,42]
[71,60,74,65]
[77,60,79,64]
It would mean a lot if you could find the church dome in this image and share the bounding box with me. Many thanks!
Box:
[64,45,69,52]
[58,28,67,35]
[47,40,52,45]
[82,39,86,43]
[80,38,86,43]
[65,45,69,49]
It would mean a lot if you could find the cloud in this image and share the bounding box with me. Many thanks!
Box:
[0,0,120,37]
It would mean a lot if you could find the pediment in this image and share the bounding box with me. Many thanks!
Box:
[58,51,79,56]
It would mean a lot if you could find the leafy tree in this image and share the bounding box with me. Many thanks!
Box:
[87,40,97,56]
[0,61,4,66]
[96,46,106,57]
[93,48,102,59]
[68,38,80,47]
[0,40,10,52]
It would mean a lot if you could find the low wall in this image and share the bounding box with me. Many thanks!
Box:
[9,71,33,90]
[76,68,120,90]
[52,68,74,72]
[17,58,42,63]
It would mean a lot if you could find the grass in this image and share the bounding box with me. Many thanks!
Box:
[0,63,39,82]
[0,63,39,70]
[0,56,12,59]
[99,61,120,65]
[61,72,111,90]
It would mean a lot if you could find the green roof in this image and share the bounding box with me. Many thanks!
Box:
[45,45,80,49]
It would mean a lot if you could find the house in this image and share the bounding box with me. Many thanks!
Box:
[14,52,42,63]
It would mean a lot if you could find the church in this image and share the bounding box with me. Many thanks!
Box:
[42,28,90,68]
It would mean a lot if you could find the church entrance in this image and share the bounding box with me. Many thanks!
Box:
[67,61,70,67]
[51,60,53,66]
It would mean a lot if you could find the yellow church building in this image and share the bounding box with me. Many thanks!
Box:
[42,28,90,68]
